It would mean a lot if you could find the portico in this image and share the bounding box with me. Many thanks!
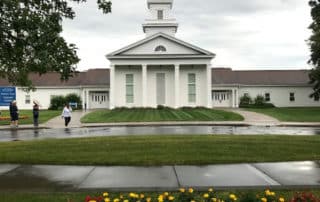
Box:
[109,60,212,109]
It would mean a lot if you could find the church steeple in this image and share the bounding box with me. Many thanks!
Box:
[142,0,179,37]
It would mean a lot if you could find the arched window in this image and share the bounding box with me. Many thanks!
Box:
[155,45,167,52]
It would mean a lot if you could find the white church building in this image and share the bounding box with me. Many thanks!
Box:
[0,0,319,110]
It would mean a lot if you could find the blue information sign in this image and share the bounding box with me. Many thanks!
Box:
[0,87,16,106]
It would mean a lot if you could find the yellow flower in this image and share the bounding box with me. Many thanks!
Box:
[123,200,129,202]
[89,200,97,202]
[265,190,271,196]
[261,197,267,202]
[190,200,196,202]
[164,192,169,196]
[129,193,136,198]
[113,198,120,202]
[104,198,110,202]
[147,197,152,202]
[270,192,275,196]
[208,188,214,192]
[188,188,194,193]
[279,197,285,202]
[140,194,145,199]
[229,194,237,201]
[158,195,164,202]
[211,198,217,202]
[169,196,175,201]
[179,188,185,193]
[120,195,124,199]
[103,192,109,197]
[204,193,209,198]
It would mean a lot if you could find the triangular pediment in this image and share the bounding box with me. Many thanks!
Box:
[107,32,215,59]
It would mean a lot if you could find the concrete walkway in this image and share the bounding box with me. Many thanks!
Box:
[224,108,280,125]
[45,110,91,128]
[0,161,319,192]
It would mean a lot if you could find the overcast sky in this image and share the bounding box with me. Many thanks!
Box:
[62,0,312,71]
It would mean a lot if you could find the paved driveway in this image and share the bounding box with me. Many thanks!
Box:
[225,108,280,125]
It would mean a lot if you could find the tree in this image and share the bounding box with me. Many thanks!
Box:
[0,0,111,90]
[309,0,320,98]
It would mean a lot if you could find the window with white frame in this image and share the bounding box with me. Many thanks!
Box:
[188,73,196,103]
[265,93,270,102]
[289,92,295,102]
[25,94,31,104]
[126,74,134,103]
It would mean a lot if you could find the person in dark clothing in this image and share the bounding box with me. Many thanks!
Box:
[9,100,19,127]
[33,100,40,127]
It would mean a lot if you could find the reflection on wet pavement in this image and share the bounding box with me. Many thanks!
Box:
[0,126,320,142]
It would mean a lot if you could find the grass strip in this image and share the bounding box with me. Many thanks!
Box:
[0,135,318,166]
[247,107,320,122]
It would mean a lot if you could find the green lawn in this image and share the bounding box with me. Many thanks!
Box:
[0,135,318,165]
[0,110,60,125]
[247,107,320,122]
[81,108,244,123]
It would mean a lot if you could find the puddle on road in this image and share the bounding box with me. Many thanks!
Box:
[0,126,320,142]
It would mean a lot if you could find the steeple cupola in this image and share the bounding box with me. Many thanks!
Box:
[143,0,179,37]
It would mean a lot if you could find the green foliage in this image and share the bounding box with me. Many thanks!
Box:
[308,0,320,98]
[254,95,266,106]
[0,0,111,90]
[240,94,275,108]
[65,93,82,109]
[239,94,253,107]
[49,95,66,110]
[49,93,82,110]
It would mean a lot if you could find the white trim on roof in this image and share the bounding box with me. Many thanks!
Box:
[106,32,215,58]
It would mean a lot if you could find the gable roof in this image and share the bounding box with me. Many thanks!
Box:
[0,69,110,87]
[212,68,311,86]
[107,32,215,59]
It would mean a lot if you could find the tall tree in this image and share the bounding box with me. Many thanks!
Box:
[0,0,111,89]
[309,0,320,99]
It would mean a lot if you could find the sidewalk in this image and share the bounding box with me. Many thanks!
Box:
[0,161,319,192]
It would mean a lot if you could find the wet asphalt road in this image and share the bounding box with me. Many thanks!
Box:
[1,125,320,142]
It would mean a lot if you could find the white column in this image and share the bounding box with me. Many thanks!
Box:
[174,64,180,108]
[86,90,89,110]
[235,88,239,108]
[142,64,147,107]
[232,89,235,108]
[206,63,212,108]
[110,64,115,109]
[81,89,85,110]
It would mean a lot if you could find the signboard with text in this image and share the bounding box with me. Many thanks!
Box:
[0,87,16,106]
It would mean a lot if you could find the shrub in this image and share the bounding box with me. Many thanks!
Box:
[65,93,82,109]
[254,95,266,106]
[290,192,319,202]
[49,95,66,110]
[49,93,82,110]
[239,94,253,108]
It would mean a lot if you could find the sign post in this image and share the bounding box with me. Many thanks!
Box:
[0,87,16,106]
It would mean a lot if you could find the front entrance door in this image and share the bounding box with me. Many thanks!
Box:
[156,73,166,105]
[212,91,232,107]
[89,91,109,109]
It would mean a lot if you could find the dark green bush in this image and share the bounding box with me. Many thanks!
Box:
[48,95,66,110]
[254,95,266,106]
[49,94,82,110]
[239,94,253,108]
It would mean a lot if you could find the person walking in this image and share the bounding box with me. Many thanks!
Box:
[32,100,40,127]
[9,100,19,127]
[61,103,72,127]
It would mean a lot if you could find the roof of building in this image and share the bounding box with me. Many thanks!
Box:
[212,68,311,86]
[0,68,312,87]
[0,69,110,87]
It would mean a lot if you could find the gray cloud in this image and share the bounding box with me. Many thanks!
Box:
[61,0,312,70]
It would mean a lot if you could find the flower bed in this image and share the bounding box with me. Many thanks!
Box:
[0,115,29,121]
[83,188,319,202]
